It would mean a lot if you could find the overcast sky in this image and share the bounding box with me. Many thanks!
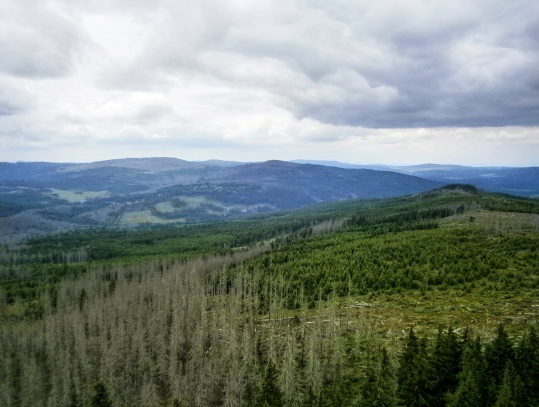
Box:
[1,0,538,166]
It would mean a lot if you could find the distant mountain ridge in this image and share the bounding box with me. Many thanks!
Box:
[1,157,537,242]
[293,160,539,197]
[62,157,206,172]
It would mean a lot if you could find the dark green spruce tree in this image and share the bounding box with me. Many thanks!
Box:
[494,361,526,407]
[91,382,113,407]
[447,338,485,407]
[397,329,433,407]
[484,325,514,406]
[429,326,463,406]
[514,326,539,406]
[259,360,283,407]
[360,347,397,407]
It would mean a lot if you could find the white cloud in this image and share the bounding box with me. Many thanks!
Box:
[0,0,537,165]
[0,1,88,78]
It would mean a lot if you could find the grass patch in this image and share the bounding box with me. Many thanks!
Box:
[119,209,185,224]
[45,188,109,203]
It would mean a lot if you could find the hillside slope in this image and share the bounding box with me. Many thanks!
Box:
[295,160,539,197]
[1,187,538,406]
[0,158,441,241]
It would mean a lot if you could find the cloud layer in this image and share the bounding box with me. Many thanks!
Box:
[1,0,538,165]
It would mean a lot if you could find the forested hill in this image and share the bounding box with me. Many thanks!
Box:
[203,160,441,199]
[3,158,538,243]
[1,186,539,406]
[0,158,441,242]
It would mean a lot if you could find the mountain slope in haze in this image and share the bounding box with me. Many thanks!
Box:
[0,158,441,241]
[62,157,207,172]
[3,156,538,242]
[295,160,539,197]
[204,160,441,200]
[389,164,539,197]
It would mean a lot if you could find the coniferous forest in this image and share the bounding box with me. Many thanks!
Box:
[1,186,539,406]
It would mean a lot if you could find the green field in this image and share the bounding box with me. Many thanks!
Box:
[119,209,186,224]
[45,188,109,203]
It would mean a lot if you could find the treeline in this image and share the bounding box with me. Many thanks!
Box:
[150,202,273,222]
[394,325,539,407]
[0,213,343,320]
[381,206,463,224]
[150,206,225,221]
[20,210,340,261]
[0,186,62,217]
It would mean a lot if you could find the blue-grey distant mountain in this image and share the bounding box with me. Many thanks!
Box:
[63,157,206,172]
[2,157,538,241]
[294,160,539,197]
[203,160,441,202]
[387,164,539,197]
[197,159,246,167]
[0,157,442,241]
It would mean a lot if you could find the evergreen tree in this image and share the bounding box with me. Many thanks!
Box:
[361,347,398,407]
[260,361,283,407]
[514,326,539,406]
[494,361,525,407]
[397,329,433,407]
[91,382,113,407]
[68,382,82,407]
[447,338,485,407]
[429,326,462,406]
[484,325,514,405]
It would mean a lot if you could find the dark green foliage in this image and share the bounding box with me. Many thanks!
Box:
[91,382,113,407]
[259,361,283,407]
[514,327,539,405]
[79,288,86,312]
[494,362,525,407]
[434,184,479,194]
[233,226,539,308]
[397,329,433,406]
[429,326,462,406]
[68,383,82,407]
[447,338,485,407]
[171,198,188,209]
[361,348,397,407]
[346,214,368,227]
[382,207,454,224]
[0,186,65,216]
[484,325,514,405]
[320,379,362,407]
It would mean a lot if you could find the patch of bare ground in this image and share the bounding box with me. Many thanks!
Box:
[253,287,539,344]
[442,209,539,232]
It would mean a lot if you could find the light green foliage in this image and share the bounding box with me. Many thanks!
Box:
[237,225,539,308]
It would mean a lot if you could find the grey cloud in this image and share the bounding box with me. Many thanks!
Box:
[0,79,33,116]
[0,2,87,78]
[2,0,538,154]
[0,96,24,116]
[133,103,175,125]
[121,0,537,129]
[283,2,539,128]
